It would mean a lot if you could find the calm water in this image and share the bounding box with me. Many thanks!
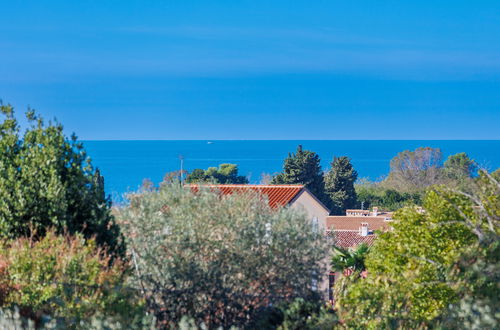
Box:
[82,140,500,202]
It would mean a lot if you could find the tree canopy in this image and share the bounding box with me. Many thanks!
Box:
[356,181,422,211]
[271,145,327,204]
[185,163,248,184]
[0,104,124,255]
[118,184,328,328]
[324,156,358,215]
[335,170,499,328]
[443,152,476,190]
[384,147,443,192]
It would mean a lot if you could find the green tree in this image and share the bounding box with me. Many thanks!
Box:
[118,184,328,328]
[444,152,476,190]
[271,145,326,204]
[324,156,358,215]
[185,163,248,184]
[0,104,124,255]
[335,170,499,328]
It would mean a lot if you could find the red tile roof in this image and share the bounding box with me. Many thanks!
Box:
[327,230,377,248]
[185,184,304,209]
[326,216,392,231]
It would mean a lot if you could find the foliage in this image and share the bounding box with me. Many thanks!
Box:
[444,152,475,178]
[492,168,500,180]
[118,184,328,328]
[355,180,422,211]
[250,298,337,330]
[277,298,337,330]
[383,148,478,196]
[383,147,443,192]
[324,156,358,215]
[0,104,124,256]
[443,152,476,191]
[331,243,369,273]
[271,145,327,205]
[335,170,499,328]
[0,306,156,330]
[185,163,249,184]
[0,230,144,328]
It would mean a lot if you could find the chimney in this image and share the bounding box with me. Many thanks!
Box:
[360,223,369,236]
[372,207,379,217]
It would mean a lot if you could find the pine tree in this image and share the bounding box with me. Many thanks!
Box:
[324,156,358,215]
[271,145,326,203]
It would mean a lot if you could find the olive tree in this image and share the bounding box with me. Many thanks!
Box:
[118,184,328,328]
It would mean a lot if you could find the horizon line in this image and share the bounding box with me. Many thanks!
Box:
[80,139,500,142]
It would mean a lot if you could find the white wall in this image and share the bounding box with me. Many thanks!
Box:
[289,190,330,299]
[290,190,329,229]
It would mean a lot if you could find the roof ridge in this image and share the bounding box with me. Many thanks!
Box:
[184,184,304,188]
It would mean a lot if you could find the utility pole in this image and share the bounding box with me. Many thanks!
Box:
[179,154,184,183]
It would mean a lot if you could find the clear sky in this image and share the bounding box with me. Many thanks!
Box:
[1,1,499,140]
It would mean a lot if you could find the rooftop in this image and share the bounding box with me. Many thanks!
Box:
[327,230,377,248]
[326,216,392,231]
[184,184,305,209]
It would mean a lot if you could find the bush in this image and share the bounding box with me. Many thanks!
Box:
[0,230,143,327]
[118,184,328,328]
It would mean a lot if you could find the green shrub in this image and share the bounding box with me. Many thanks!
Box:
[0,230,143,327]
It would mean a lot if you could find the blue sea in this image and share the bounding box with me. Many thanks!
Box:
[82,140,500,202]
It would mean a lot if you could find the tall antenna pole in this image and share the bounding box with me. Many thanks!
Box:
[179,154,184,183]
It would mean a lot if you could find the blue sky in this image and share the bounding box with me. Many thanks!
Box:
[1,1,499,139]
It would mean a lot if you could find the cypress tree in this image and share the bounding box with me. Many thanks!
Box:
[324,156,358,215]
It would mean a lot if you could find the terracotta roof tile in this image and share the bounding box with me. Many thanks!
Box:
[327,230,377,248]
[185,184,304,209]
[326,216,392,231]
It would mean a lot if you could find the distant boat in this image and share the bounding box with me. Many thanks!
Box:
[207,141,214,144]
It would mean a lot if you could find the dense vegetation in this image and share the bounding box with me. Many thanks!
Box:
[356,147,477,210]
[0,231,143,328]
[117,184,329,328]
[269,144,479,214]
[271,145,327,204]
[185,163,249,184]
[333,171,499,328]
[324,156,358,215]
[0,104,124,256]
[0,103,497,329]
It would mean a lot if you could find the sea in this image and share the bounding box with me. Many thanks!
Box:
[82,140,500,202]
